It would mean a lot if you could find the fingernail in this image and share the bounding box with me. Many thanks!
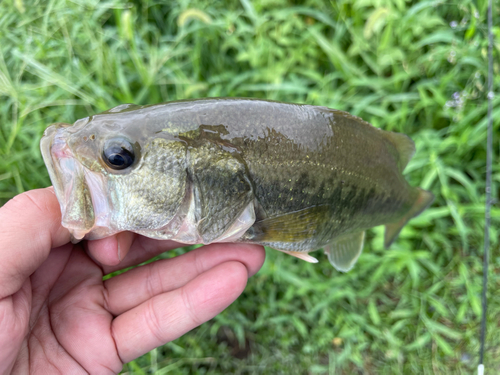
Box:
[117,239,122,262]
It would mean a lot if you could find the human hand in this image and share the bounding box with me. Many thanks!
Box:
[0,188,265,374]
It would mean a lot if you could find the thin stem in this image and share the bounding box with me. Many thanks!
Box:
[479,0,494,369]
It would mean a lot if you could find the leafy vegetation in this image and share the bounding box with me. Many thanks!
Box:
[1,0,499,373]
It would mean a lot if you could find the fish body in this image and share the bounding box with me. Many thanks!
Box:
[41,98,433,271]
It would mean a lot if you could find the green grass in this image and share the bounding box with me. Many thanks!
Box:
[1,0,499,373]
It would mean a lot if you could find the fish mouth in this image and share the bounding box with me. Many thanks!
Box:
[41,124,113,242]
[40,123,72,207]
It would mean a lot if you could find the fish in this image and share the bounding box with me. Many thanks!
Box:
[40,98,434,272]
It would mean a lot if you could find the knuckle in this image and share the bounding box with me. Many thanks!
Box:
[1,190,53,248]
[180,287,202,327]
[8,190,50,218]
[0,303,28,346]
[144,299,167,345]
[145,262,163,298]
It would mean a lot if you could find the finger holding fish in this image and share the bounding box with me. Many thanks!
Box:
[103,242,265,316]
[112,260,253,363]
[44,233,263,372]
[85,231,135,267]
[86,235,190,273]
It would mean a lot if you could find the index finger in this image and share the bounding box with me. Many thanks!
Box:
[0,188,70,299]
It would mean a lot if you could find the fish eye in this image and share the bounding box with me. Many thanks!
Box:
[103,139,135,170]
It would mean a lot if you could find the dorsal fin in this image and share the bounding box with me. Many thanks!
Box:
[382,131,416,172]
[101,103,140,114]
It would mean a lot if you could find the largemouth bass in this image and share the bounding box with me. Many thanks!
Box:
[41,98,434,272]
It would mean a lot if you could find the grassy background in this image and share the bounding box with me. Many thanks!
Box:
[1,0,499,373]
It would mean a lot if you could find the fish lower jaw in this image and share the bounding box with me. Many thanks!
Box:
[64,222,120,242]
[69,228,90,243]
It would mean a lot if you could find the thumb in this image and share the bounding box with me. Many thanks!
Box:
[0,188,70,299]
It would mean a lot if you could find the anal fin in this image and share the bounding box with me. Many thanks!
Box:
[281,250,319,263]
[324,231,365,272]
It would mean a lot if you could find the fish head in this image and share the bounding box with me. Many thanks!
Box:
[41,112,188,242]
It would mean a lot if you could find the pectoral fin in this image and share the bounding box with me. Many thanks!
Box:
[324,231,365,272]
[248,205,331,242]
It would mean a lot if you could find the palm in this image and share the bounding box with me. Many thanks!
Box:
[1,190,265,374]
[13,243,121,373]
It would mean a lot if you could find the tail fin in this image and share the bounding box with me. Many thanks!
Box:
[384,188,434,248]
